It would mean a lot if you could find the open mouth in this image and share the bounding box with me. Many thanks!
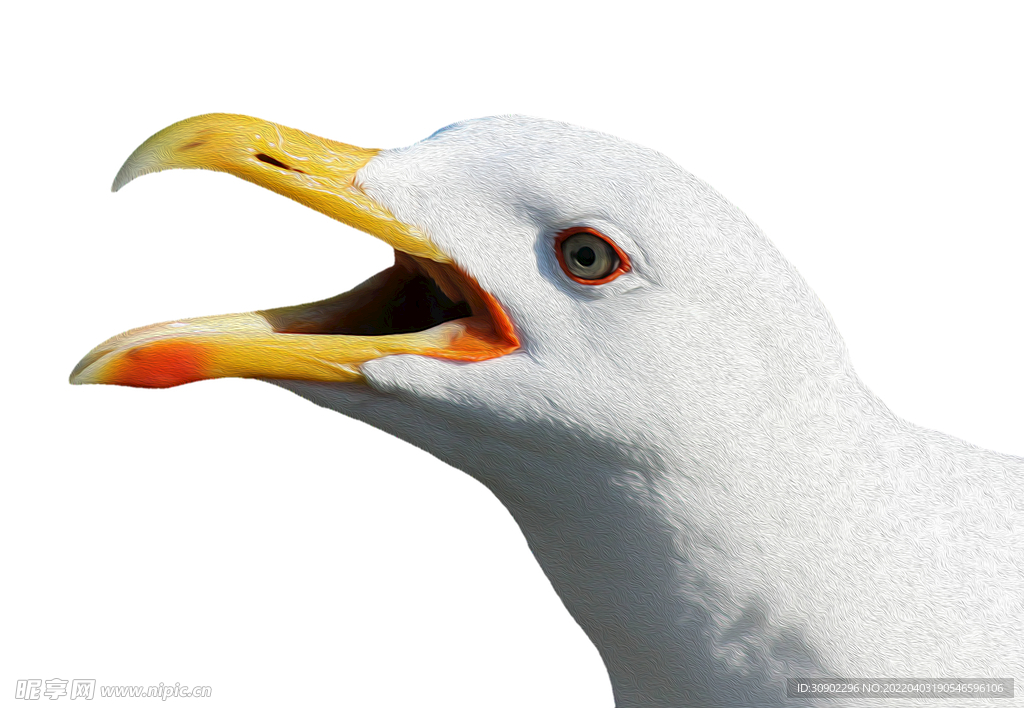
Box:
[256,250,518,368]
[69,114,519,389]
[262,251,509,349]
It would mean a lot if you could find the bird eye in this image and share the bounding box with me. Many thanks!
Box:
[556,228,630,284]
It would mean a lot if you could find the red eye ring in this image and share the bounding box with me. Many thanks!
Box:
[554,227,632,285]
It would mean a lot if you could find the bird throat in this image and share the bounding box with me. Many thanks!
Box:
[473,434,836,708]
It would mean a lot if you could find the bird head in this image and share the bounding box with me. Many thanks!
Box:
[71,113,850,490]
[71,114,871,703]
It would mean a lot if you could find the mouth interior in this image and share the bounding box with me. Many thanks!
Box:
[70,246,519,389]
[260,252,479,338]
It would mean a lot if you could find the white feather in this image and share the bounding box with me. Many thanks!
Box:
[273,117,1023,707]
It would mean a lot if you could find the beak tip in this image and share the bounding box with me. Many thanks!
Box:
[69,361,92,386]
[111,162,136,193]
[70,346,111,386]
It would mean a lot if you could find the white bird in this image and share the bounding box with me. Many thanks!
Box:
[72,114,1022,707]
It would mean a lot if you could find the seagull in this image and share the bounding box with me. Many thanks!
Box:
[72,114,1022,707]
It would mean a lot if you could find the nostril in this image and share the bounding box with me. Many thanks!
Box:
[255,153,306,174]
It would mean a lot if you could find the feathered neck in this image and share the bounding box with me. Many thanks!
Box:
[454,366,902,708]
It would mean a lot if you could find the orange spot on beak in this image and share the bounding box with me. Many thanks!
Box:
[109,341,209,388]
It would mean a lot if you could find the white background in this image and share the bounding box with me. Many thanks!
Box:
[3,3,1022,706]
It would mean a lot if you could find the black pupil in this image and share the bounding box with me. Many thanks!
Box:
[575,246,596,267]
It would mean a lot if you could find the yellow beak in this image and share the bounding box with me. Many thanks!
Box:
[70,114,517,388]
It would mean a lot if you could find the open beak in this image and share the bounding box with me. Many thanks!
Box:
[70,114,518,388]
